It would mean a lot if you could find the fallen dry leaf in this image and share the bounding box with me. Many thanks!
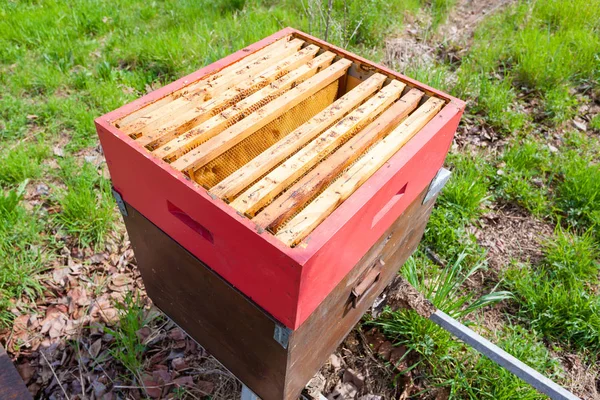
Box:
[136,326,151,343]
[328,380,358,400]
[53,146,64,157]
[389,345,408,370]
[17,362,36,384]
[343,368,365,390]
[196,380,215,394]
[171,357,188,371]
[168,328,186,341]
[89,338,102,358]
[142,377,162,399]
[377,341,393,360]
[152,368,173,385]
[52,267,71,285]
[68,287,90,307]
[111,273,132,287]
[173,375,194,388]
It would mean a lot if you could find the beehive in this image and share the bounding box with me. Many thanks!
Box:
[96,28,465,329]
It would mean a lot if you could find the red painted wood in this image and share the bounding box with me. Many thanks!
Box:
[95,28,465,330]
[296,108,462,323]
[96,124,302,327]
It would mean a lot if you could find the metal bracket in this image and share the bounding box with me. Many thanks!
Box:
[273,324,291,349]
[423,168,452,204]
[111,188,128,217]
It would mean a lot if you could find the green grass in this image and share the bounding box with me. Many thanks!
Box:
[379,0,600,392]
[439,153,492,221]
[373,252,560,399]
[1,0,599,396]
[423,152,492,266]
[494,138,552,215]
[543,228,599,282]
[590,114,600,131]
[453,0,600,128]
[0,181,52,327]
[105,293,150,384]
[553,153,600,235]
[0,0,440,331]
[0,142,49,185]
[401,252,512,320]
[475,77,528,132]
[53,159,115,248]
[504,214,600,352]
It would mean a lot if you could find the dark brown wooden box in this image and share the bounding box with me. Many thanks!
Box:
[121,183,439,400]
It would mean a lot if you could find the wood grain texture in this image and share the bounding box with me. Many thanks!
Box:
[193,81,339,189]
[118,36,300,131]
[171,58,353,174]
[254,88,425,231]
[0,345,33,400]
[152,51,335,160]
[136,45,321,147]
[121,187,436,400]
[230,80,406,216]
[127,37,300,140]
[276,96,445,246]
[210,73,387,201]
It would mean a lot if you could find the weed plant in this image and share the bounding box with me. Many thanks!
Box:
[105,293,150,384]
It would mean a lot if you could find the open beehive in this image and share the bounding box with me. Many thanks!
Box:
[96,28,464,329]
[113,35,446,247]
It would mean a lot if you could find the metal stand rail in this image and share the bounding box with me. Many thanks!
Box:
[429,310,579,400]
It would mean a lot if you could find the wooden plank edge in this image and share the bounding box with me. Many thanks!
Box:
[133,44,320,148]
[152,51,336,161]
[126,38,306,139]
[254,88,425,231]
[275,97,445,246]
[171,58,353,174]
[209,72,388,201]
[230,79,406,216]
[115,34,295,128]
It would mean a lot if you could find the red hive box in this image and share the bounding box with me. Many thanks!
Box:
[95,28,465,330]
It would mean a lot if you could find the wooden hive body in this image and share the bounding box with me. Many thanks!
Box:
[121,186,438,400]
[95,28,465,330]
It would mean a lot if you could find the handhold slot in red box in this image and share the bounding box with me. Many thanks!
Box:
[371,183,408,228]
[167,201,214,244]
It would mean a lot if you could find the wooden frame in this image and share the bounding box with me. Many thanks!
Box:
[95,28,465,329]
[253,88,424,232]
[211,73,387,202]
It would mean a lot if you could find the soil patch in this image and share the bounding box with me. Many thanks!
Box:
[436,0,515,48]
[472,205,553,273]
[558,352,600,400]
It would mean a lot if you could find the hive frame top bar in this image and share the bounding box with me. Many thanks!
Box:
[96,27,464,260]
